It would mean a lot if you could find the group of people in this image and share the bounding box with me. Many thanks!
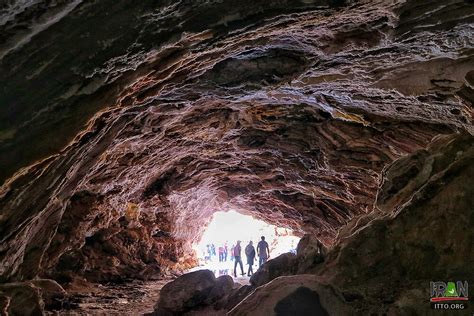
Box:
[203,243,233,262]
[232,236,270,277]
[202,236,272,278]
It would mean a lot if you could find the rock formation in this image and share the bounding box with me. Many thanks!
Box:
[0,0,472,314]
[154,133,473,315]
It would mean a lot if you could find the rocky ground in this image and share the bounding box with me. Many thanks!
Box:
[49,275,250,315]
[57,280,168,316]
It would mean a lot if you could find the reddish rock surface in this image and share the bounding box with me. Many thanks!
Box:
[0,0,472,314]
[178,133,472,315]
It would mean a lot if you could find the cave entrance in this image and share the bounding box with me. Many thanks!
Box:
[191,210,300,278]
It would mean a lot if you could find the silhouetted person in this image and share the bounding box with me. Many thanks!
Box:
[245,241,256,276]
[218,246,224,262]
[206,244,212,261]
[224,242,228,261]
[233,240,244,277]
[230,245,235,261]
[257,236,270,267]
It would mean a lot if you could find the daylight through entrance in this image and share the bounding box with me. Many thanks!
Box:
[192,210,300,279]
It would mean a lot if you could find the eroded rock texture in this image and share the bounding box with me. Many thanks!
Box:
[156,132,473,315]
[313,133,474,315]
[0,0,473,313]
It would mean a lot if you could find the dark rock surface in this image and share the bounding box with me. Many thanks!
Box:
[250,253,297,287]
[0,279,66,315]
[205,275,234,305]
[229,275,351,315]
[222,284,254,311]
[154,270,216,315]
[317,133,474,315]
[151,270,242,315]
[295,234,326,273]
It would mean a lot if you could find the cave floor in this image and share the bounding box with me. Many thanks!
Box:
[53,263,251,315]
[55,279,170,315]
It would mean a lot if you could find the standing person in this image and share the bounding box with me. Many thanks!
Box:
[224,242,228,262]
[245,241,256,276]
[207,244,212,262]
[211,244,216,257]
[257,236,270,267]
[233,241,245,277]
[230,244,235,261]
[218,246,224,262]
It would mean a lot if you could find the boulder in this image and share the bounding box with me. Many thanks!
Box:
[0,282,44,316]
[205,275,234,305]
[30,279,66,309]
[154,270,216,314]
[295,234,325,273]
[250,253,296,287]
[184,306,227,316]
[223,285,254,311]
[229,275,351,316]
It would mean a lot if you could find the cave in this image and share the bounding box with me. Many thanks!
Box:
[0,0,473,315]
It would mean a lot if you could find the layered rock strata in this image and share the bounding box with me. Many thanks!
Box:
[0,0,472,314]
[153,133,473,315]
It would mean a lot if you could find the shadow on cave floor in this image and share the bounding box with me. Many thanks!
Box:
[58,279,170,315]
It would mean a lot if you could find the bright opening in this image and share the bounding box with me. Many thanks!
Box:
[192,210,300,279]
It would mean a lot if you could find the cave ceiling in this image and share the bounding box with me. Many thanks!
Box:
[0,0,473,281]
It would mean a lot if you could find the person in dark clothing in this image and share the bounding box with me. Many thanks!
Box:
[244,241,256,276]
[206,244,212,262]
[233,240,245,277]
[218,246,224,262]
[257,236,270,267]
[224,242,228,261]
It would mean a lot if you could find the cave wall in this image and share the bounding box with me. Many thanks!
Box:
[151,133,474,315]
[315,133,474,314]
[0,0,473,284]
